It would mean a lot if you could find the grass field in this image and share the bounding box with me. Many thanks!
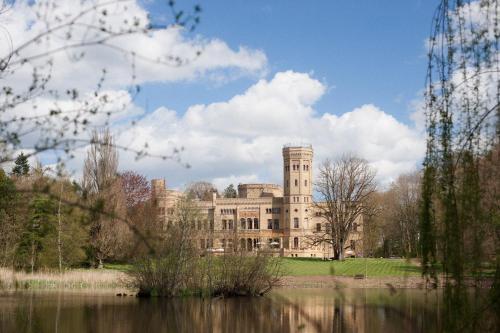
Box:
[281,258,421,277]
[105,258,422,277]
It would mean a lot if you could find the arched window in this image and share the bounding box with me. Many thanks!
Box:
[254,218,259,229]
[247,218,253,229]
[240,218,246,229]
[294,179,298,186]
[240,238,246,250]
[293,237,299,249]
[247,238,253,251]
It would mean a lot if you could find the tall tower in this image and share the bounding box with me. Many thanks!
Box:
[282,145,313,252]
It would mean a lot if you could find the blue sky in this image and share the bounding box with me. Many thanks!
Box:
[6,0,439,188]
[138,0,437,125]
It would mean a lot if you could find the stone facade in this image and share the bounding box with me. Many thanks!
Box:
[152,145,363,258]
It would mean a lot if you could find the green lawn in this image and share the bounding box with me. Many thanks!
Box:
[281,258,421,277]
[103,263,132,271]
[103,258,422,277]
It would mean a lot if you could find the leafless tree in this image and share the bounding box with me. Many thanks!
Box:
[119,170,150,210]
[310,154,376,260]
[186,181,217,201]
[83,129,118,195]
[82,128,129,267]
[388,172,421,257]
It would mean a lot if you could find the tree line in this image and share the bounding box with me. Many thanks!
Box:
[0,130,158,271]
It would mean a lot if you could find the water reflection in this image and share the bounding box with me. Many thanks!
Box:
[0,289,441,333]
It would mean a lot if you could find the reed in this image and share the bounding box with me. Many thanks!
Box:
[0,267,130,291]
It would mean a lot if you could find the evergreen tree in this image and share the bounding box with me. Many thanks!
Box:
[11,153,30,176]
[223,184,237,198]
[16,195,56,272]
[0,168,21,266]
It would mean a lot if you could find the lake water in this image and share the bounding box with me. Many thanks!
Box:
[0,288,442,332]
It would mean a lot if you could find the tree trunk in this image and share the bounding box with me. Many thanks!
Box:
[30,242,35,273]
[339,239,345,261]
[57,182,63,273]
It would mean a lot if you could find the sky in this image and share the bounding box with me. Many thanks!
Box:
[3,0,443,190]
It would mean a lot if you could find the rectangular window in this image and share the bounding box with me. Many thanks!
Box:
[228,220,233,229]
[222,219,227,230]
[294,218,299,228]
[294,179,298,186]
[273,219,280,230]
[221,239,226,248]
[316,223,321,232]
[267,219,273,229]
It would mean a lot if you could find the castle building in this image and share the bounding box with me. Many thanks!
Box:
[152,145,363,258]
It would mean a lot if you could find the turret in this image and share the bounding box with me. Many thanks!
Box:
[282,144,313,200]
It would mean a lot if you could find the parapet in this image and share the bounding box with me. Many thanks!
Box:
[238,183,283,198]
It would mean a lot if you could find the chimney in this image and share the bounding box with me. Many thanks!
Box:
[212,190,217,206]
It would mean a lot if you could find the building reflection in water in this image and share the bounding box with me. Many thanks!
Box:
[0,288,441,333]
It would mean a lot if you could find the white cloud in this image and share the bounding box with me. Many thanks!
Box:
[1,0,267,93]
[1,2,426,188]
[111,71,425,189]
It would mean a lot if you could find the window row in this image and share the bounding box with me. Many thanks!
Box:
[220,208,236,215]
[240,218,259,230]
[267,219,280,230]
[265,207,281,214]
[192,219,214,231]
[221,219,234,230]
[284,164,310,172]
[286,179,309,187]
[287,196,310,203]
[199,237,311,251]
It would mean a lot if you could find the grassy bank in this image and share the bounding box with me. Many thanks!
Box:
[0,259,422,293]
[104,258,422,277]
[105,258,422,277]
[0,268,129,292]
[281,258,421,277]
